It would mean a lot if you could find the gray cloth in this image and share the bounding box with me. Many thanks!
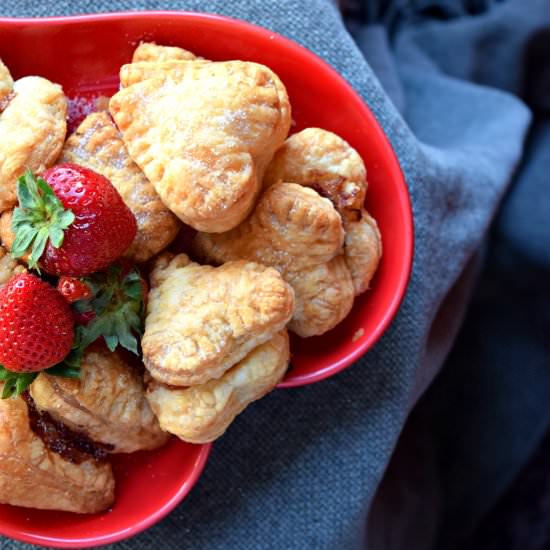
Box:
[0,1,544,549]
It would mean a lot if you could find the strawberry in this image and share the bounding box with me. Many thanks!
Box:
[57,276,92,304]
[0,273,74,374]
[11,166,137,276]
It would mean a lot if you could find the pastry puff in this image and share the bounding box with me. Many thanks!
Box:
[142,253,295,386]
[60,112,180,263]
[30,345,169,454]
[132,42,198,62]
[0,59,13,101]
[109,60,291,232]
[194,182,355,337]
[0,386,114,513]
[0,244,25,287]
[265,128,382,295]
[146,330,289,444]
[0,76,67,213]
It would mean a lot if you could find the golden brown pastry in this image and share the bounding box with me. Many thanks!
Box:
[0,210,31,266]
[142,253,295,386]
[0,76,67,213]
[264,128,382,294]
[285,257,355,337]
[194,182,355,337]
[119,59,207,88]
[30,345,169,453]
[146,330,289,444]
[110,60,291,232]
[0,209,13,247]
[0,386,114,513]
[0,59,13,101]
[132,42,198,62]
[0,244,25,287]
[60,112,180,262]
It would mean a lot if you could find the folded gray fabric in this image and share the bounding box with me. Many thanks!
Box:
[360,1,550,549]
[0,1,538,549]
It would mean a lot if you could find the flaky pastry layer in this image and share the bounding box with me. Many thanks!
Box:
[0,387,114,513]
[31,345,169,454]
[147,330,289,443]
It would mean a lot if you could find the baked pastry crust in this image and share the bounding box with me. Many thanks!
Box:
[0,76,67,213]
[0,58,13,101]
[0,244,25,287]
[132,42,198,62]
[142,253,295,386]
[146,330,289,443]
[30,345,169,453]
[0,387,114,513]
[60,112,180,262]
[110,60,291,232]
[285,257,355,337]
[194,182,354,337]
[264,128,382,294]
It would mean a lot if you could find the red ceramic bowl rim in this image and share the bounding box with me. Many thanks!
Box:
[0,443,211,548]
[0,11,414,388]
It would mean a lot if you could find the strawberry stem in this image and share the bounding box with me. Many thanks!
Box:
[11,170,75,271]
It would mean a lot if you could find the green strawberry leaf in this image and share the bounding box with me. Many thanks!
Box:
[29,227,49,269]
[102,334,117,353]
[0,366,12,381]
[11,169,75,271]
[2,378,17,399]
[15,373,37,396]
[74,264,145,356]
[0,367,38,399]
[48,225,65,248]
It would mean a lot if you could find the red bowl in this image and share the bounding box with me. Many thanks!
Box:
[0,10,413,547]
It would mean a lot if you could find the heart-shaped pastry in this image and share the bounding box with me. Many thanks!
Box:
[142,253,295,386]
[109,60,291,232]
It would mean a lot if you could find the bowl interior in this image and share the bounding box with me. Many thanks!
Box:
[0,10,412,547]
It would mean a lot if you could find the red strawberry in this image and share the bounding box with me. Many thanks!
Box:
[57,276,92,304]
[0,273,74,373]
[11,166,137,276]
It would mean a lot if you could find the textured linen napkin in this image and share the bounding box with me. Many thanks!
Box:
[0,1,544,549]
